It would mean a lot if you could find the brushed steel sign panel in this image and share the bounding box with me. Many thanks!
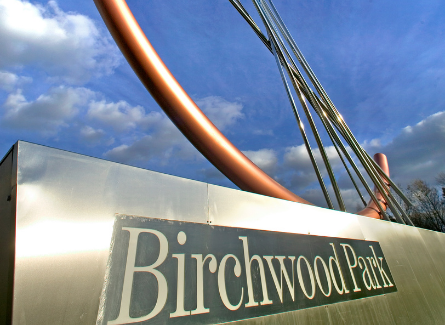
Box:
[0,148,15,324]
[357,216,444,324]
[2,141,445,324]
[12,141,208,325]
[208,184,365,240]
[98,216,396,325]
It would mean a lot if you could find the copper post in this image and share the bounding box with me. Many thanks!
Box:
[357,153,390,219]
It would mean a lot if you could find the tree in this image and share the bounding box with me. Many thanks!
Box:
[436,172,445,199]
[405,179,445,232]
[436,172,445,186]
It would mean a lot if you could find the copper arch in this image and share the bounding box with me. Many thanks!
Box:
[94,0,386,219]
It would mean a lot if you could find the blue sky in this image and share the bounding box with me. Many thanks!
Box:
[1,0,444,210]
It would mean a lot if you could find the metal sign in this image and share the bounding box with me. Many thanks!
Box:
[98,215,396,325]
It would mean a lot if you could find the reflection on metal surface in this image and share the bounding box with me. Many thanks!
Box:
[11,141,208,325]
[356,216,445,324]
[16,220,113,258]
[208,184,365,240]
[390,224,445,323]
[2,141,445,324]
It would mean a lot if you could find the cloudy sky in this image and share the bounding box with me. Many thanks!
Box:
[1,0,444,211]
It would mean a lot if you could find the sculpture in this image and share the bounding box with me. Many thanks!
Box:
[94,0,413,224]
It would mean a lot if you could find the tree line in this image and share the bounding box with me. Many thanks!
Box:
[395,172,445,232]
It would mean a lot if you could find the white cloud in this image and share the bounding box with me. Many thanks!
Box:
[1,86,93,134]
[0,71,31,91]
[340,188,368,213]
[198,166,226,180]
[264,143,357,194]
[284,144,344,174]
[284,144,314,172]
[195,96,243,130]
[364,111,445,185]
[103,108,444,212]
[296,187,366,212]
[104,113,199,164]
[104,96,243,165]
[276,111,445,207]
[79,125,113,146]
[242,148,277,174]
[0,0,120,84]
[253,129,274,136]
[197,148,278,184]
[87,100,165,132]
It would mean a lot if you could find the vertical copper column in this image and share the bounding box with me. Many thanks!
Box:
[358,153,390,219]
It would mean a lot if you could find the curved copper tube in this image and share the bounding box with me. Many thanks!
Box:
[93,0,311,204]
[93,0,391,218]
[357,153,390,219]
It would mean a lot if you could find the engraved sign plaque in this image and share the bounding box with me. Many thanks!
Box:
[99,215,396,325]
